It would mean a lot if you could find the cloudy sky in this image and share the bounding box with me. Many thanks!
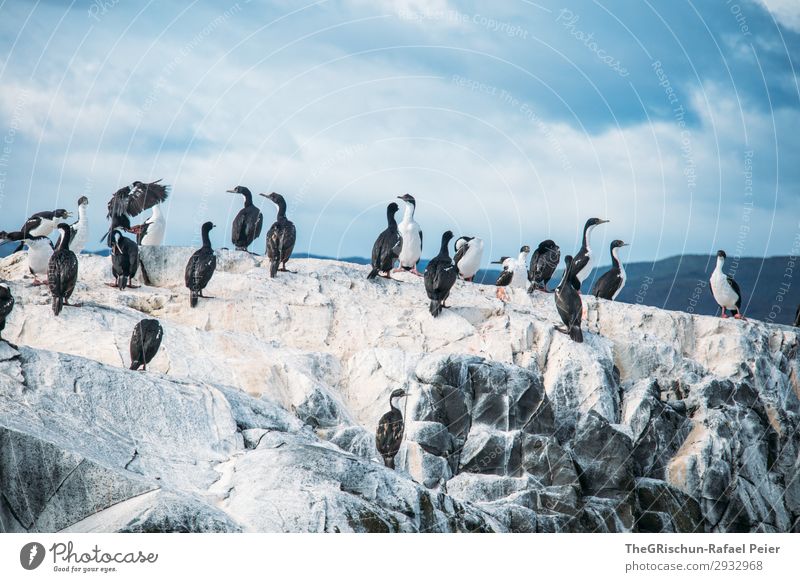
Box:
[0,0,798,265]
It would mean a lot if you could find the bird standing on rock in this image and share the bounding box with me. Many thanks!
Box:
[554,255,583,342]
[0,283,14,346]
[424,231,458,317]
[570,218,609,290]
[367,202,402,280]
[24,236,54,286]
[376,388,406,469]
[395,194,423,275]
[528,239,560,293]
[69,196,90,254]
[592,240,629,301]
[48,224,80,316]
[710,250,745,320]
[492,246,530,301]
[228,186,263,253]
[109,231,140,290]
[261,192,296,277]
[454,236,483,282]
[1,209,71,252]
[130,319,164,371]
[185,222,217,308]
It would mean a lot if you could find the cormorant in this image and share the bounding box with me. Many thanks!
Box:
[454,236,483,282]
[592,240,629,301]
[1,209,71,249]
[227,186,263,252]
[710,250,744,320]
[185,222,217,308]
[130,203,166,246]
[491,246,530,301]
[554,255,583,342]
[424,230,458,317]
[395,194,423,275]
[376,388,407,469]
[48,224,79,316]
[528,239,560,293]
[25,236,54,286]
[570,218,609,290]
[103,180,169,246]
[367,202,402,280]
[69,196,90,254]
[109,230,140,290]
[130,319,164,371]
[260,192,296,277]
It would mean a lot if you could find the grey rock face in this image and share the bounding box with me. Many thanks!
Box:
[1,252,798,532]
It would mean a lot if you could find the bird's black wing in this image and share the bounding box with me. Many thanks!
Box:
[542,246,561,283]
[570,251,589,280]
[419,230,423,255]
[454,242,469,268]
[0,290,13,318]
[185,249,217,290]
[528,248,542,282]
[281,221,296,262]
[592,270,621,299]
[376,410,404,457]
[48,251,79,300]
[109,181,169,218]
[727,276,742,308]
[555,287,582,329]
[496,268,513,287]
[20,215,44,235]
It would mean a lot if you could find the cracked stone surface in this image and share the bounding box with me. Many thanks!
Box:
[0,249,798,532]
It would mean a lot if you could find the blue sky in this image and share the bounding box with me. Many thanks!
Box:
[0,0,798,265]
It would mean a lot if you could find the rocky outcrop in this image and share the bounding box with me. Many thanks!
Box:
[0,248,798,532]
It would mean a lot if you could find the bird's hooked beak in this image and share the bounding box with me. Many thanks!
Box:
[620,242,629,247]
[259,192,277,200]
[599,219,610,224]
[225,189,237,194]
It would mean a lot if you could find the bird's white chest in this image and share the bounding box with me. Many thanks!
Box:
[576,248,593,282]
[141,214,166,246]
[612,264,627,300]
[30,219,56,238]
[458,242,483,278]
[398,220,421,264]
[72,215,89,253]
[28,244,53,274]
[710,269,738,308]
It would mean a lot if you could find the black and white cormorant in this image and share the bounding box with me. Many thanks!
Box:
[1,209,71,250]
[70,196,90,254]
[130,319,164,371]
[227,186,263,252]
[528,239,560,293]
[25,236,54,286]
[375,388,407,469]
[492,246,530,301]
[554,255,583,342]
[260,192,296,277]
[108,230,140,290]
[0,283,14,346]
[710,250,745,320]
[592,240,629,301]
[424,230,458,317]
[103,180,169,246]
[367,202,402,280]
[570,218,609,290]
[454,236,484,282]
[48,224,79,316]
[395,193,423,275]
[185,222,217,308]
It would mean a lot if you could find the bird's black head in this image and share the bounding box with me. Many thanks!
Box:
[585,217,609,228]
[538,239,557,250]
[0,282,9,295]
[717,250,727,259]
[226,186,252,197]
[611,240,628,249]
[454,236,473,251]
[390,388,407,400]
[564,255,573,266]
[441,230,454,244]
[387,202,400,214]
[202,221,215,233]
[520,245,530,254]
[77,196,89,206]
[397,193,416,205]
[54,209,71,220]
[259,192,284,204]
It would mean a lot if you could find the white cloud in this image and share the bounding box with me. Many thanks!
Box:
[753,0,800,33]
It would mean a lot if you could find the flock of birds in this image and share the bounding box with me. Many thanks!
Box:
[0,181,793,470]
